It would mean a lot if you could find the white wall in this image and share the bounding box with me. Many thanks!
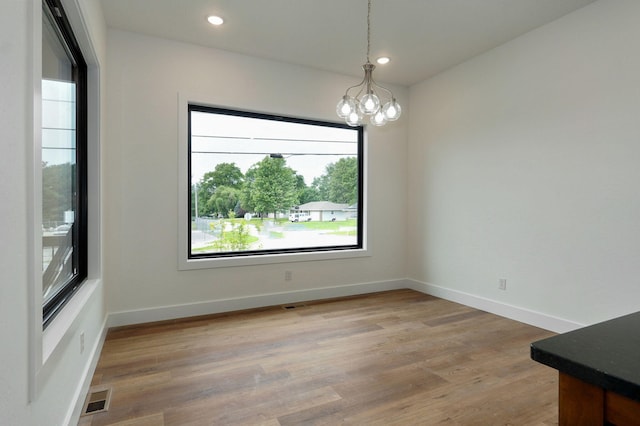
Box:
[0,1,32,423]
[104,30,409,322]
[408,0,640,328]
[0,0,107,425]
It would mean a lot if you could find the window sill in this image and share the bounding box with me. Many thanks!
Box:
[42,278,100,364]
[179,247,370,270]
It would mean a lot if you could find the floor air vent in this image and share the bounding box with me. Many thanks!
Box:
[81,387,112,416]
[282,303,307,310]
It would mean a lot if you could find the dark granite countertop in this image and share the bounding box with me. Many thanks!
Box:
[531,311,640,402]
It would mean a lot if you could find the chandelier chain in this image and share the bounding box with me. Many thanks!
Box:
[366,0,371,62]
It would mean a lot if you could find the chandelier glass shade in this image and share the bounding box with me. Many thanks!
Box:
[336,0,401,127]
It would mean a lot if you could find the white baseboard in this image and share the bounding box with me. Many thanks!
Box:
[107,277,581,333]
[407,279,583,333]
[107,279,409,328]
[66,315,108,426]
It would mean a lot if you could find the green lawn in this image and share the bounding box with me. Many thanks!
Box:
[289,219,357,230]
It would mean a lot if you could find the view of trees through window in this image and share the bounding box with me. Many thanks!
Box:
[189,106,363,257]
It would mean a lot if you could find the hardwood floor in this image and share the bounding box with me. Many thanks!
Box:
[79,290,558,425]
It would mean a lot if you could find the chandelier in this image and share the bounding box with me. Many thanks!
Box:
[336,0,401,127]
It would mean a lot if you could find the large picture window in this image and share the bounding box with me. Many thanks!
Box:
[187,105,364,263]
[41,0,87,327]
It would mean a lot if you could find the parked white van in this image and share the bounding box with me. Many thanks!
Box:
[289,212,312,222]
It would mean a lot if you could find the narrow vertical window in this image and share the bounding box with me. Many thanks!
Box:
[41,0,87,327]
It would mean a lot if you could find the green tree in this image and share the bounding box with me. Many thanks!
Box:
[298,186,320,204]
[42,162,75,223]
[327,157,358,204]
[294,174,320,204]
[239,166,257,214]
[312,157,358,204]
[191,183,197,218]
[197,163,244,216]
[206,186,241,218]
[312,174,330,201]
[251,156,298,219]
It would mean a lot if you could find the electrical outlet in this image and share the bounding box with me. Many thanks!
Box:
[498,279,507,291]
[285,271,292,281]
[80,331,85,354]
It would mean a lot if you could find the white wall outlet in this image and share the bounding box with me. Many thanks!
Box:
[80,331,85,354]
[285,270,292,281]
[498,278,507,291]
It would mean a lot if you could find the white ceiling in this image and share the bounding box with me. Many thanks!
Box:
[100,0,597,87]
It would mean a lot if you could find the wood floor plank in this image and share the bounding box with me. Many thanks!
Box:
[81,290,558,425]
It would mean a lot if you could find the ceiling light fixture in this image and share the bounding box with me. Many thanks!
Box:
[376,57,390,65]
[336,0,401,127]
[207,15,224,26]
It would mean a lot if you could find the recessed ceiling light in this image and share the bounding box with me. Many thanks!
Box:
[376,57,390,65]
[207,15,224,26]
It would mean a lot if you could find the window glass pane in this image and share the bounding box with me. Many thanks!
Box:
[41,6,78,308]
[189,106,363,258]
